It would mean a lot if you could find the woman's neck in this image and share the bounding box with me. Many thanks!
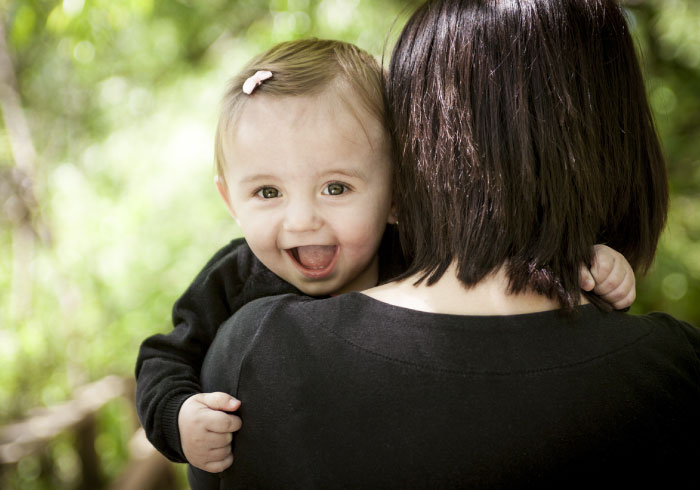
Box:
[363,263,586,315]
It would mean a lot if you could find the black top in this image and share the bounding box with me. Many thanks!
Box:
[134,227,404,461]
[190,292,700,489]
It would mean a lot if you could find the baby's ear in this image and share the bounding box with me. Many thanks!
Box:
[386,201,398,225]
[215,175,240,225]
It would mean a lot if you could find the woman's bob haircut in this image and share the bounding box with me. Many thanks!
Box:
[388,0,668,309]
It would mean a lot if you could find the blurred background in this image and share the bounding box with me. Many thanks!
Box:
[1,0,698,488]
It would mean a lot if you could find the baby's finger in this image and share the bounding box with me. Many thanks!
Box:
[612,288,636,310]
[598,270,635,307]
[200,392,241,412]
[203,454,234,474]
[208,431,233,447]
[207,412,242,433]
[593,261,627,297]
[207,445,231,461]
[578,265,595,291]
[606,281,636,310]
[589,245,616,283]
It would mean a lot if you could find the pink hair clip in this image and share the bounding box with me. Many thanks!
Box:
[242,70,273,95]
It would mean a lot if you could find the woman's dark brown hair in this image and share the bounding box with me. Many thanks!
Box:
[388,0,668,309]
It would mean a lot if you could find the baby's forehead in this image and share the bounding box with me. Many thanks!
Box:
[220,93,392,184]
[229,89,389,152]
[324,79,389,140]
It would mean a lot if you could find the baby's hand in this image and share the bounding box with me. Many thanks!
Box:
[178,392,242,473]
[579,244,636,310]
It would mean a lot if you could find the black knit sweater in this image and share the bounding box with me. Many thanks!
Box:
[190,293,700,489]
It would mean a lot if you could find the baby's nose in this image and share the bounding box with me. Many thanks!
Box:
[282,198,322,232]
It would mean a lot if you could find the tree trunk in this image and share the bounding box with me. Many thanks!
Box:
[0,18,38,320]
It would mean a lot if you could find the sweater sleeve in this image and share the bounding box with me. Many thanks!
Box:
[134,238,298,462]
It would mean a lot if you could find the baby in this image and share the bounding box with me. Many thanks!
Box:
[135,39,636,473]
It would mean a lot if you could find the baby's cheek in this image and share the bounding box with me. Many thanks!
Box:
[341,223,385,257]
[241,223,277,255]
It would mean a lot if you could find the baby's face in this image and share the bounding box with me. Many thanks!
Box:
[218,90,396,296]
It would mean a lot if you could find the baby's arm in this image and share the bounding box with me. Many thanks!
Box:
[135,238,298,465]
[579,244,635,310]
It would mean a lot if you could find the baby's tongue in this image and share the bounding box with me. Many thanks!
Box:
[295,245,336,269]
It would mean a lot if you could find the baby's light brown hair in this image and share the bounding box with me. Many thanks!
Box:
[215,38,388,187]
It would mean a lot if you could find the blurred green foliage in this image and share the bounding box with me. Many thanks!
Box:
[625,0,700,321]
[1,0,699,487]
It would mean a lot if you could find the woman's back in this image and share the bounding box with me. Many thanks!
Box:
[194,293,700,489]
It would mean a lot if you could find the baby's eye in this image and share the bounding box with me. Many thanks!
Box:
[256,187,280,199]
[323,183,347,196]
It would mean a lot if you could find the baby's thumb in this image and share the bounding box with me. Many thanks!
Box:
[579,265,595,291]
[200,392,241,411]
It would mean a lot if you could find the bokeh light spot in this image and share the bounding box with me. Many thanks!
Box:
[650,85,677,115]
[63,0,85,17]
[662,273,688,301]
[73,40,95,63]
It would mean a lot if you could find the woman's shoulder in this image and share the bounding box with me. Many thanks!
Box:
[204,294,318,374]
[640,311,700,359]
[231,291,383,322]
[219,293,317,332]
[213,292,387,349]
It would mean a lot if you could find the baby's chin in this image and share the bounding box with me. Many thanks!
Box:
[291,280,343,298]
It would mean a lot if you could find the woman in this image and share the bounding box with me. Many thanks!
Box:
[192,0,700,488]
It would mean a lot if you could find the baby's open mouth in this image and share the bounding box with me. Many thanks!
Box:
[288,245,338,270]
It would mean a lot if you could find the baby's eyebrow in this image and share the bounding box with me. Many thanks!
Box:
[236,174,278,186]
[321,167,368,180]
[235,167,368,187]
